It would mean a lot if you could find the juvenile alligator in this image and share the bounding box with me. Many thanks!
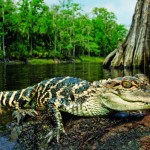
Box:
[0,74,150,143]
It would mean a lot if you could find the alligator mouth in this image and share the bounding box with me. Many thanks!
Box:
[109,88,150,104]
[101,92,150,112]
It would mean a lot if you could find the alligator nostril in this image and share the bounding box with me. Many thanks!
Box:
[145,102,150,105]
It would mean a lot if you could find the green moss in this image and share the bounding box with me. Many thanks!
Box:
[28,56,105,64]
[79,56,105,63]
[28,59,55,64]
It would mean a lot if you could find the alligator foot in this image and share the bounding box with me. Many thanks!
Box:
[12,109,38,124]
[45,127,66,143]
[113,111,145,119]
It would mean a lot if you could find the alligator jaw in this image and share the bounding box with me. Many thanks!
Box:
[101,92,150,111]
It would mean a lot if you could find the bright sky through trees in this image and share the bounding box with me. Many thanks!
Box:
[45,0,137,27]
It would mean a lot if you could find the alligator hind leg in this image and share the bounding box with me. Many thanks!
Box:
[12,109,38,124]
[45,99,66,143]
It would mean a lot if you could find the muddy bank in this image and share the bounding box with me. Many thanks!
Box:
[8,112,150,150]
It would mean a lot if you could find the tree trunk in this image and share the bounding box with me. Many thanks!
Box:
[2,32,5,57]
[2,7,6,58]
[73,43,75,57]
[103,0,150,68]
[30,34,33,56]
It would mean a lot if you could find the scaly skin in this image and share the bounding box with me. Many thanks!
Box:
[0,74,150,143]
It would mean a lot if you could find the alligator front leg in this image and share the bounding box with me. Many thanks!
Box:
[12,109,38,124]
[45,99,66,143]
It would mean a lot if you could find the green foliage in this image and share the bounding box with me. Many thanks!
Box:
[92,7,127,56]
[28,58,55,64]
[80,56,105,63]
[0,0,128,60]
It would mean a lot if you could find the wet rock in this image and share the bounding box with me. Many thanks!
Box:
[0,134,16,150]
[12,112,150,150]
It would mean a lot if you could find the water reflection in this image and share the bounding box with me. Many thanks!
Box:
[103,68,148,79]
[0,63,149,91]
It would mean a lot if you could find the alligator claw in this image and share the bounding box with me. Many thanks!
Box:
[12,109,38,124]
[45,127,66,143]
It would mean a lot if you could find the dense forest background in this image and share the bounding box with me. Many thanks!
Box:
[0,0,128,60]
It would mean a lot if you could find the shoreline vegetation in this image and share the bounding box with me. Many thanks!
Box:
[0,0,127,62]
[29,56,105,64]
[0,56,105,65]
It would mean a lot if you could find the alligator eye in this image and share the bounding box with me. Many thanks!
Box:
[122,81,132,88]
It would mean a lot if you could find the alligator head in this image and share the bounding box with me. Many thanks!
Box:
[100,74,150,112]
